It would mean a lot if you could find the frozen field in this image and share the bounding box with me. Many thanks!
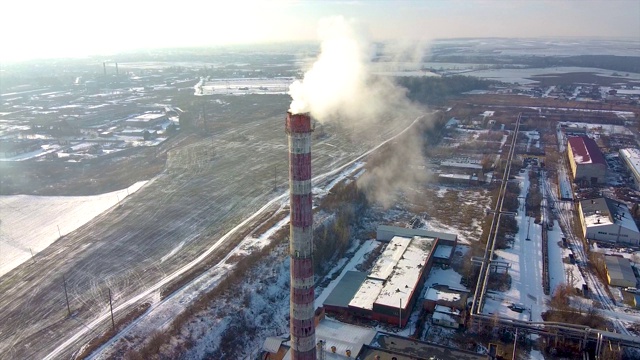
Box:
[0,181,146,277]
[0,95,423,360]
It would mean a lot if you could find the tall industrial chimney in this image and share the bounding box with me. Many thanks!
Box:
[286,112,316,360]
[115,62,119,75]
[103,62,107,77]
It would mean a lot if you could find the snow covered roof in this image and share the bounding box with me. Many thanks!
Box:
[424,287,461,303]
[434,304,461,316]
[377,225,457,243]
[568,136,605,165]
[349,236,436,311]
[620,148,640,175]
[374,236,434,308]
[349,279,384,310]
[604,255,636,285]
[438,173,471,180]
[131,112,165,121]
[369,236,411,280]
[432,311,459,324]
[262,336,285,353]
[440,161,483,169]
[580,197,639,232]
[283,318,376,360]
[433,245,454,259]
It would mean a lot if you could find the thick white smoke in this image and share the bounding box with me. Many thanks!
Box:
[290,16,433,208]
[288,16,408,124]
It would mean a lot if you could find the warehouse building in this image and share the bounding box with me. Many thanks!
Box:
[376,225,457,247]
[604,255,637,288]
[619,148,640,188]
[578,197,640,246]
[567,136,606,185]
[323,235,450,327]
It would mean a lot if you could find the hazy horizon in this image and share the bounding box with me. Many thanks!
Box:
[1,0,639,63]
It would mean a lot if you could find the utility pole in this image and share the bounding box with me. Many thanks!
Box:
[399,298,402,329]
[63,275,71,317]
[512,327,518,360]
[57,225,62,238]
[29,248,36,264]
[108,288,115,330]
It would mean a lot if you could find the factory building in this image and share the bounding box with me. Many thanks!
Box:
[323,229,457,328]
[566,136,606,185]
[125,112,168,128]
[264,321,485,360]
[604,255,637,288]
[578,197,640,246]
[619,148,640,188]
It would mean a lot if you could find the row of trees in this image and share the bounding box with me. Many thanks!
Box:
[396,75,496,105]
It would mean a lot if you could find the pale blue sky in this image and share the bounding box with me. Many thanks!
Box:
[1,0,638,62]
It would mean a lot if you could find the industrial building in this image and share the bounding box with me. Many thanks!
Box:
[264,320,486,360]
[604,255,637,288]
[567,136,606,185]
[376,225,457,246]
[577,197,640,246]
[323,228,457,327]
[619,148,640,188]
[125,112,168,127]
[358,333,486,360]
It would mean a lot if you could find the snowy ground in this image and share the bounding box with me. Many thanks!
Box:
[483,170,548,322]
[0,181,147,277]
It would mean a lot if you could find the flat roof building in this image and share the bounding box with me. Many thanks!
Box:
[359,332,486,360]
[604,255,637,288]
[324,235,447,327]
[567,136,606,185]
[619,148,640,189]
[578,197,640,246]
[376,225,457,246]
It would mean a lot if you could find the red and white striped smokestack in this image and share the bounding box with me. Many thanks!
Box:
[285,111,316,360]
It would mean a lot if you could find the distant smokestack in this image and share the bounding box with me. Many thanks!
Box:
[115,62,119,75]
[286,112,316,360]
[103,62,107,77]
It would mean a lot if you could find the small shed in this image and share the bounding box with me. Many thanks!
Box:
[605,255,637,288]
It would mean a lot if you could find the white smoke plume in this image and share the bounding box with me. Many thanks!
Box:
[289,16,435,208]
[288,16,410,125]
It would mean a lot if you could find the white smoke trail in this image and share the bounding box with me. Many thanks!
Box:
[289,16,433,208]
[288,16,409,125]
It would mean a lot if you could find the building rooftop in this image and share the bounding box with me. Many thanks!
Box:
[323,271,368,309]
[127,112,166,122]
[432,310,460,324]
[433,245,454,259]
[369,236,412,280]
[377,225,457,243]
[283,318,376,360]
[568,136,606,165]
[434,304,461,316]
[349,279,384,310]
[620,148,640,174]
[604,255,637,285]
[580,197,639,232]
[361,332,486,360]
[424,287,462,303]
[374,236,434,308]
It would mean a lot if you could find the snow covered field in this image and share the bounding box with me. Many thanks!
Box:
[0,181,147,277]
